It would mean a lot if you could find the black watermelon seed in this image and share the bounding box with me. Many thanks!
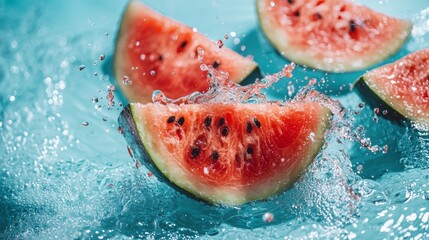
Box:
[179,41,187,49]
[247,146,254,154]
[287,0,294,4]
[177,117,185,126]
[158,54,163,61]
[213,61,220,69]
[191,147,200,158]
[218,117,225,126]
[315,12,323,20]
[221,126,229,137]
[253,118,261,128]
[204,116,212,127]
[349,20,356,33]
[246,122,252,133]
[167,116,175,123]
[293,10,300,17]
[211,151,219,160]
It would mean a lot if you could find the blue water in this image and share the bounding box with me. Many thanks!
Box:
[1,0,429,239]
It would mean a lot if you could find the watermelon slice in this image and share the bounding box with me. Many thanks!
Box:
[118,102,331,205]
[114,1,260,103]
[353,48,429,125]
[257,0,412,72]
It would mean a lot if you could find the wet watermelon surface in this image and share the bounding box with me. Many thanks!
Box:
[1,0,429,239]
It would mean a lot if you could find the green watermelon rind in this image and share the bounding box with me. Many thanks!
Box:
[120,103,332,205]
[256,0,413,73]
[118,105,208,202]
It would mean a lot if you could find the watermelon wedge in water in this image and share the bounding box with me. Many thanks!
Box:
[118,102,331,205]
[114,1,259,103]
[257,0,412,72]
[353,48,429,126]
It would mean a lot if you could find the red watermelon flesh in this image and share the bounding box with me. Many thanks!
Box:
[257,0,412,72]
[114,1,259,103]
[356,48,429,125]
[122,102,331,205]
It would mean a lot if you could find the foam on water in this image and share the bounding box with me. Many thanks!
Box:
[1,1,429,239]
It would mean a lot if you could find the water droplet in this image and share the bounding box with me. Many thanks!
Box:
[150,70,156,76]
[9,96,15,102]
[262,212,274,223]
[78,65,86,71]
[233,38,240,45]
[107,85,115,92]
[107,85,115,107]
[82,121,89,126]
[217,40,224,48]
[122,76,132,85]
[197,47,205,62]
[309,132,315,142]
[287,84,295,97]
[374,108,380,114]
[383,145,389,154]
[203,167,209,175]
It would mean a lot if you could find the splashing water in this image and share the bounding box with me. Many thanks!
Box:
[1,0,429,239]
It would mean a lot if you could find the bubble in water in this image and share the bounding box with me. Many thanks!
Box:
[99,54,105,61]
[382,110,388,115]
[150,70,156,76]
[358,102,365,109]
[78,65,86,71]
[81,121,89,126]
[91,97,98,103]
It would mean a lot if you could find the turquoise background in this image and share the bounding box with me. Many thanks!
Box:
[1,0,429,239]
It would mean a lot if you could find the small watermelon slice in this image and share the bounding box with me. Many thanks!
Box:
[353,48,429,125]
[118,102,331,205]
[114,1,259,103]
[257,0,412,72]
